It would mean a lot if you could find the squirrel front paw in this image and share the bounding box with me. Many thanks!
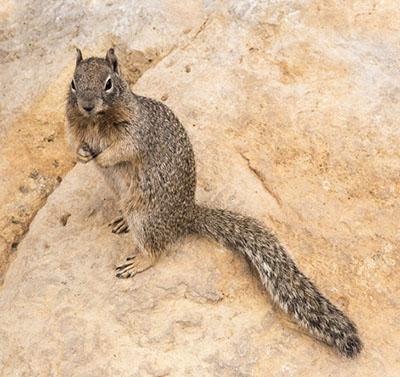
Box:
[76,144,95,164]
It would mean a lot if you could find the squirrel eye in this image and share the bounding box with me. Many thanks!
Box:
[71,79,76,91]
[105,78,112,91]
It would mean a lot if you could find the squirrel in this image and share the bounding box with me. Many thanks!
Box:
[66,48,362,358]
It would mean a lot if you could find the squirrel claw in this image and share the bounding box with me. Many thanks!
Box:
[76,144,95,164]
[116,272,131,279]
[115,254,155,278]
[109,216,129,234]
[115,263,133,271]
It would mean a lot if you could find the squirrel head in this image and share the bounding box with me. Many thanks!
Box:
[68,48,127,118]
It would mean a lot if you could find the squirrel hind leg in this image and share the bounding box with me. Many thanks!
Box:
[115,250,158,279]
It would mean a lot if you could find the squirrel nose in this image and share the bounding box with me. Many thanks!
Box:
[83,105,94,112]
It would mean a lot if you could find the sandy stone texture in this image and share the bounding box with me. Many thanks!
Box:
[1,0,399,376]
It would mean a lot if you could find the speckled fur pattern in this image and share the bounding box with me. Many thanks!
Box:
[193,206,362,357]
[66,49,362,358]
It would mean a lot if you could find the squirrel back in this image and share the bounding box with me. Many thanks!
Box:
[66,48,362,358]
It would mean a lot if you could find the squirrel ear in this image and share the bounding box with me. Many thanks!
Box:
[105,48,120,74]
[76,48,83,65]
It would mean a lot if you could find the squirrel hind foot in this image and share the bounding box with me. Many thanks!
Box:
[115,253,157,278]
[109,216,129,234]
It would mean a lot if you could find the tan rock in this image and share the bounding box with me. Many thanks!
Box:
[1,0,399,375]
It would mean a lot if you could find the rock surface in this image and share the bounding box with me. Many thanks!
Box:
[1,0,399,376]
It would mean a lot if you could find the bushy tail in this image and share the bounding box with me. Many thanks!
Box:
[192,205,362,357]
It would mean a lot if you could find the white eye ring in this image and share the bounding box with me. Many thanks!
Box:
[71,79,76,92]
[105,77,112,92]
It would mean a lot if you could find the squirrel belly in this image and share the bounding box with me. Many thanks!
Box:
[66,48,362,357]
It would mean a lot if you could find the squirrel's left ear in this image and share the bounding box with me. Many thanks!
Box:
[106,48,120,74]
[76,48,83,65]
